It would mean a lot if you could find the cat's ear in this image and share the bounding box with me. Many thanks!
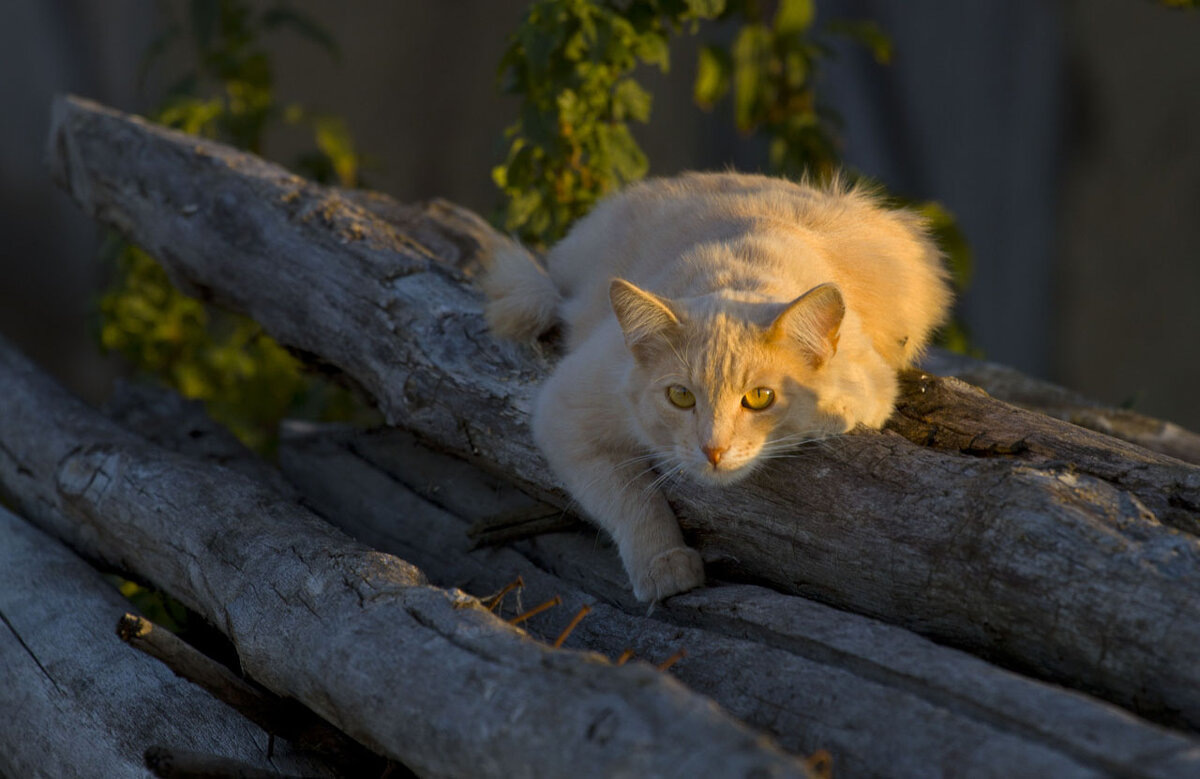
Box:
[610,279,682,360]
[767,283,845,368]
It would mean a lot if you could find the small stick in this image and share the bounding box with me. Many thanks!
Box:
[116,613,275,726]
[552,604,592,648]
[117,614,388,773]
[468,515,582,548]
[656,648,687,672]
[484,575,524,612]
[615,648,635,666]
[507,595,562,625]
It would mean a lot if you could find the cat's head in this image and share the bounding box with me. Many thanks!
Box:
[611,278,890,486]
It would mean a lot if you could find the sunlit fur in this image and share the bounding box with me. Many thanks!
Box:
[482,172,952,602]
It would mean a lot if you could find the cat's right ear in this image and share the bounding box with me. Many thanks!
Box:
[610,279,682,361]
[767,283,845,369]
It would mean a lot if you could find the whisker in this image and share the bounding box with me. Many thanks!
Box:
[644,462,686,496]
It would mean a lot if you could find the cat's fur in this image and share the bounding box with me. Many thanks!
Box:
[482,172,952,602]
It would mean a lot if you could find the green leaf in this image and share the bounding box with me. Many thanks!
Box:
[603,124,649,182]
[783,50,808,89]
[732,24,770,131]
[313,115,358,187]
[506,187,545,231]
[634,31,671,71]
[826,19,893,65]
[774,0,814,36]
[694,44,732,108]
[612,79,653,122]
[684,0,727,18]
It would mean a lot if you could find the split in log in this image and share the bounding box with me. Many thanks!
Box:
[0,505,337,778]
[44,95,1200,733]
[0,334,807,778]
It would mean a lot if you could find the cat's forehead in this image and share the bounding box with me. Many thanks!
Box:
[678,312,775,386]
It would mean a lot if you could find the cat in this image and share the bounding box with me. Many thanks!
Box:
[482,172,952,602]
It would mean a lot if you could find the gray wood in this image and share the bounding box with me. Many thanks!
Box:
[0,335,804,779]
[0,505,335,779]
[922,349,1200,465]
[277,423,1200,779]
[107,381,1200,778]
[46,95,1200,728]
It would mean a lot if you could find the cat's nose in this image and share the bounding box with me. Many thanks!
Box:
[701,445,728,467]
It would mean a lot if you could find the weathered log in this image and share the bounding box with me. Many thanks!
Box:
[94,381,1200,777]
[0,505,336,778]
[0,336,806,778]
[922,350,1200,465]
[276,422,1200,779]
[46,94,1200,731]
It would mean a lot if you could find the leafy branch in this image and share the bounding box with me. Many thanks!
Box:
[101,0,370,452]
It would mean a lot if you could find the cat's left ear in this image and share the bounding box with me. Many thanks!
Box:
[767,283,845,368]
[610,279,682,361]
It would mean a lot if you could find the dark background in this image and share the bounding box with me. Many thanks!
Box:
[3,0,1197,428]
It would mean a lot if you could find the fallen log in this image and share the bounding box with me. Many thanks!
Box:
[94,382,1200,777]
[0,505,336,778]
[275,422,1200,779]
[921,350,1200,466]
[0,336,806,778]
[46,94,1200,731]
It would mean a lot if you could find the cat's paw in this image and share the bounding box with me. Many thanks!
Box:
[633,546,705,602]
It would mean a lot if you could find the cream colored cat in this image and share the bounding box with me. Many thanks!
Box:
[483,172,951,602]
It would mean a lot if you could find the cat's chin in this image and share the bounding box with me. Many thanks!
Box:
[685,462,757,487]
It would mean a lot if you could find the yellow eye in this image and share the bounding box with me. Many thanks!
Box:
[741,387,775,410]
[666,385,696,409]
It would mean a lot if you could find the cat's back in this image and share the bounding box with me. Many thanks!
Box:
[546,173,806,338]
[547,172,949,364]
[548,172,886,296]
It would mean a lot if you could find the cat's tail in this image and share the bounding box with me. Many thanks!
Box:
[480,241,561,340]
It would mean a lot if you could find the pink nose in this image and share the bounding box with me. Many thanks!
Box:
[701,445,727,467]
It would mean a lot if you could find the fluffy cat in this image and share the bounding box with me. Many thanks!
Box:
[482,172,952,602]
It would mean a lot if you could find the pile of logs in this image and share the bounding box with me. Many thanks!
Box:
[1,95,1198,777]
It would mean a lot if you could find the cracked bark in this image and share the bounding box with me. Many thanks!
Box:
[30,95,1200,771]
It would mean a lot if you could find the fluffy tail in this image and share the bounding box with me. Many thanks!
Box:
[479,242,561,341]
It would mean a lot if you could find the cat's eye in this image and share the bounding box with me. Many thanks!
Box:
[742,387,775,411]
[666,385,696,409]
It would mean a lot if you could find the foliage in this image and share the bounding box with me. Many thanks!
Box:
[101,0,368,452]
[495,0,973,349]
[494,0,727,246]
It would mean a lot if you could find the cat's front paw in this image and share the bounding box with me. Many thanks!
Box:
[633,546,705,602]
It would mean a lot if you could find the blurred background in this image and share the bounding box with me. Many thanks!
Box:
[2,0,1197,428]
